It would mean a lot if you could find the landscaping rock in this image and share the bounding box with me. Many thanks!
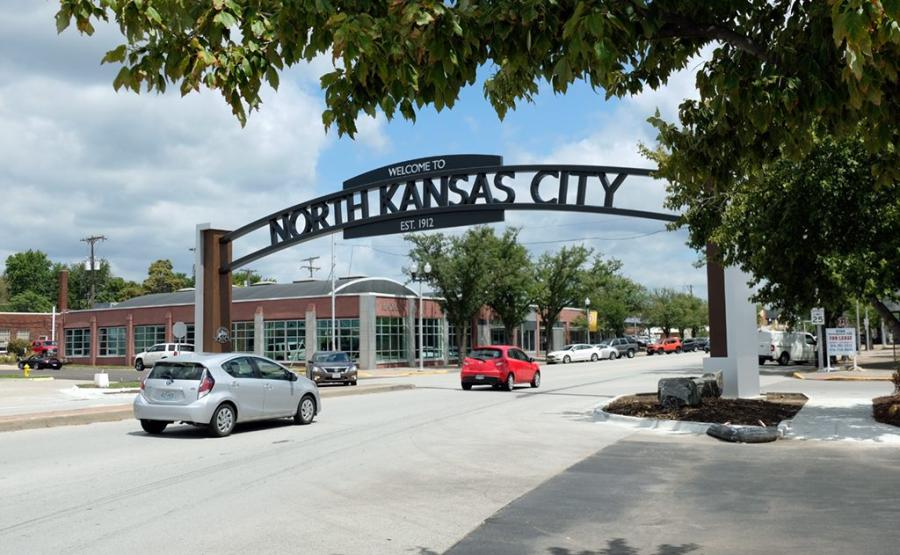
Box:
[707,423,779,443]
[694,372,722,398]
[657,378,702,409]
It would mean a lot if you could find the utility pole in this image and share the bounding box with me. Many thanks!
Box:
[188,247,196,284]
[330,235,336,351]
[81,235,107,307]
[299,256,321,279]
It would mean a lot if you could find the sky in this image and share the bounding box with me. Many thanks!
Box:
[0,1,708,298]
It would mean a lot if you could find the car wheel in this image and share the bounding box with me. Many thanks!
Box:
[140,419,167,435]
[608,351,616,360]
[758,356,766,365]
[646,351,653,356]
[590,353,598,362]
[294,395,316,425]
[505,373,516,391]
[563,355,571,364]
[778,352,790,366]
[462,383,472,390]
[676,347,683,354]
[134,359,144,372]
[351,380,357,386]
[209,403,237,437]
[530,371,541,388]
[627,350,635,359]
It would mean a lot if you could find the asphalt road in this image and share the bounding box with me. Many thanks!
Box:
[1,352,896,554]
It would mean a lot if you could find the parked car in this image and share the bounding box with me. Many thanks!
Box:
[591,343,619,360]
[607,337,639,358]
[133,353,321,437]
[18,355,63,370]
[31,338,59,356]
[646,337,683,355]
[626,335,649,349]
[758,330,817,365]
[694,337,710,352]
[681,338,700,352]
[134,343,195,371]
[460,346,540,391]
[308,351,358,386]
[546,344,602,364]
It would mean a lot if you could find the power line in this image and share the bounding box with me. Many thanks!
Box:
[520,229,668,245]
[299,256,321,278]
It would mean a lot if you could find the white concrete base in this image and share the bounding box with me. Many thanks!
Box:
[93,373,109,388]
[704,355,759,398]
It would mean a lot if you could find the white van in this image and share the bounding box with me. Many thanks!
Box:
[758,330,817,366]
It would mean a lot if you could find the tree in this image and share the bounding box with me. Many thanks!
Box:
[406,227,496,364]
[584,257,647,337]
[532,245,592,353]
[645,288,681,338]
[9,291,53,313]
[483,228,534,345]
[0,276,10,311]
[666,136,900,339]
[3,251,56,305]
[58,1,899,175]
[233,270,265,287]
[143,259,189,294]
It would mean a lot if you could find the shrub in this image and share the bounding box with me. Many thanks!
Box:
[0,353,18,364]
[892,369,900,396]
[5,338,31,357]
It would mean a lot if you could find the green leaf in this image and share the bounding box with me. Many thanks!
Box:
[112,66,131,91]
[214,12,237,28]
[55,8,72,34]
[146,6,162,25]
[101,44,127,64]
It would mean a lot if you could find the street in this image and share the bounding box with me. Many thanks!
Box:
[1,352,897,554]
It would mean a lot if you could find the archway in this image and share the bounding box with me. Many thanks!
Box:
[193,154,758,397]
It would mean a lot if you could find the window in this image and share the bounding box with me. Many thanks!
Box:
[231,321,254,353]
[149,344,166,352]
[185,324,195,345]
[222,357,256,378]
[98,327,126,357]
[316,319,360,360]
[469,348,501,359]
[447,322,461,361]
[414,318,444,360]
[65,328,91,357]
[134,325,165,354]
[148,362,205,381]
[0,329,9,350]
[313,352,350,363]
[254,358,289,380]
[376,317,407,363]
[264,320,306,361]
[509,349,529,361]
[16,330,30,341]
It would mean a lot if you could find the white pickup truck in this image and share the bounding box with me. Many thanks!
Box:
[758,330,817,366]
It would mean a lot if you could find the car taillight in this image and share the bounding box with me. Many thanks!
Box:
[198,372,215,399]
[770,345,775,352]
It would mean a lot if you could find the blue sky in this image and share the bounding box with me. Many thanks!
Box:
[0,1,707,299]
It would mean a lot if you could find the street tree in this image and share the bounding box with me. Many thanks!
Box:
[406,227,496,364]
[667,136,900,338]
[143,259,190,294]
[3,250,57,305]
[645,288,682,338]
[532,245,592,353]
[9,290,53,313]
[584,258,647,337]
[484,228,534,345]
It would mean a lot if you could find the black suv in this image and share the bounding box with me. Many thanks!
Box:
[607,337,639,359]
[681,338,701,352]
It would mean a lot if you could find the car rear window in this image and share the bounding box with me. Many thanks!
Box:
[148,362,206,381]
[468,348,501,360]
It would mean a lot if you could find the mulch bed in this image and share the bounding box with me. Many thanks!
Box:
[605,392,808,426]
[872,395,900,427]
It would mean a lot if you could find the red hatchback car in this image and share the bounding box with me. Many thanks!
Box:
[460,345,541,391]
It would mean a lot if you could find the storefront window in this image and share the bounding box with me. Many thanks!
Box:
[98,327,126,356]
[185,324,195,345]
[376,317,406,363]
[65,328,91,357]
[134,325,165,354]
[264,320,306,361]
[231,321,255,353]
[414,318,444,360]
[316,319,360,361]
[447,322,461,361]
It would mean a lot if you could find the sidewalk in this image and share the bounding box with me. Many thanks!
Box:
[791,344,898,381]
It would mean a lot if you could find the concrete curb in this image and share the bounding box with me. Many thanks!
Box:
[592,395,793,439]
[0,376,54,382]
[792,372,891,381]
[0,383,415,434]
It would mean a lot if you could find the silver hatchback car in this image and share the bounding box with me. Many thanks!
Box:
[133,353,321,437]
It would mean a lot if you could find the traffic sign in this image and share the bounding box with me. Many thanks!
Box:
[172,321,187,340]
[810,308,825,325]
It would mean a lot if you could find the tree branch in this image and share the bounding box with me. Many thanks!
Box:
[655,18,770,63]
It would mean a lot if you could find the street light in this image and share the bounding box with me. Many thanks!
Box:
[585,297,591,344]
[412,262,432,371]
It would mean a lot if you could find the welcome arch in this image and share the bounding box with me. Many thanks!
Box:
[193,154,757,397]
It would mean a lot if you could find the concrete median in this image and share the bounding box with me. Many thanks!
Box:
[0,382,415,433]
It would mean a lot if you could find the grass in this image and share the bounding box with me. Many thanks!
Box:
[76,381,142,389]
[0,373,54,379]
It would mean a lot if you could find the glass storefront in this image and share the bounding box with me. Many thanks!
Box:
[376,317,406,363]
[316,319,361,361]
[264,320,306,361]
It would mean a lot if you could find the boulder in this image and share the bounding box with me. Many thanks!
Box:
[657,378,702,409]
[694,372,723,398]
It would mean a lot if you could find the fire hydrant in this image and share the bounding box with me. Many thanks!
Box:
[22,363,30,378]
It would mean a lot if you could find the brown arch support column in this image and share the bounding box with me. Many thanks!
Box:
[706,243,728,358]
[200,229,233,353]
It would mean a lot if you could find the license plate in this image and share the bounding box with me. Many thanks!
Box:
[331,373,341,379]
[161,391,175,400]
[475,375,484,380]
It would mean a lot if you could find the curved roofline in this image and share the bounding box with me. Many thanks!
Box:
[334,276,415,296]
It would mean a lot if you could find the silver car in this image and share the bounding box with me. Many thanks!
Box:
[133,353,321,437]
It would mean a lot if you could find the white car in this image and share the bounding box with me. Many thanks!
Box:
[592,343,619,360]
[546,344,602,364]
[134,343,194,371]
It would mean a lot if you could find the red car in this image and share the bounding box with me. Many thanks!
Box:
[460,345,541,391]
[646,337,683,355]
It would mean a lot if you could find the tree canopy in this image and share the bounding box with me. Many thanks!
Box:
[532,245,592,352]
[3,250,58,307]
[142,259,191,294]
